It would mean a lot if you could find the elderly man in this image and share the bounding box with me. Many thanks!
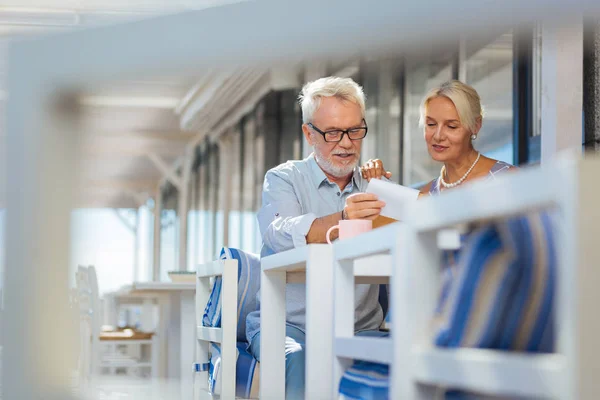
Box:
[245,76,390,399]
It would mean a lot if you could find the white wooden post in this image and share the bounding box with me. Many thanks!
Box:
[259,245,335,399]
[330,231,397,399]
[540,18,584,162]
[140,298,154,332]
[153,188,162,281]
[4,83,78,398]
[133,207,140,282]
[194,266,211,399]
[195,259,238,399]
[157,293,170,379]
[178,179,188,272]
[220,259,238,400]
[391,227,439,400]
[305,245,334,399]
[331,256,355,399]
[178,148,193,271]
[260,267,287,399]
[558,159,600,399]
[219,136,232,248]
[179,291,196,399]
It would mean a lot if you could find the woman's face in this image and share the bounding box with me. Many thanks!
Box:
[423,96,477,163]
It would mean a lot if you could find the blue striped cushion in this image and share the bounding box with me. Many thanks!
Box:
[209,342,259,398]
[202,247,261,342]
[434,212,556,352]
[338,361,389,400]
[337,213,556,400]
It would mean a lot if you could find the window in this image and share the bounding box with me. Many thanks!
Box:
[529,24,543,163]
[202,143,217,263]
[71,209,137,293]
[242,114,259,253]
[188,160,199,271]
[402,32,516,186]
[278,90,303,163]
[360,58,404,182]
[254,102,267,251]
[463,31,514,164]
[213,144,224,259]
[227,128,242,249]
[159,184,178,280]
[198,148,207,263]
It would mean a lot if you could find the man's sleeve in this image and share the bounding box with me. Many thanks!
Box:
[257,170,316,253]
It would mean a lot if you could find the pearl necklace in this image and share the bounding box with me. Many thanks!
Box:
[440,152,481,189]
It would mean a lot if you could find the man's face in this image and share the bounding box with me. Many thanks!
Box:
[302,96,364,178]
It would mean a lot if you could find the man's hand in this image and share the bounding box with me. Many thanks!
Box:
[360,158,392,182]
[343,193,386,220]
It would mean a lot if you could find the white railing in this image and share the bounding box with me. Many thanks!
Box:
[331,224,398,399]
[259,244,334,399]
[195,259,238,400]
[260,239,394,399]
[389,156,597,399]
[256,156,600,399]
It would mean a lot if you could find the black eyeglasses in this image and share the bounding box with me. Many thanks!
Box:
[307,119,368,143]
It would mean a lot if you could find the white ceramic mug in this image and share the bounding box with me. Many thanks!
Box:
[326,219,373,244]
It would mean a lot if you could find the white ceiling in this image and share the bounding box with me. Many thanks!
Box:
[0,0,227,10]
[0,1,246,208]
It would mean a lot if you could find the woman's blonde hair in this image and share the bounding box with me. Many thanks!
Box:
[299,76,366,124]
[419,80,484,133]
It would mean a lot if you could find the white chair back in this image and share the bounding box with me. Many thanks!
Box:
[75,265,102,380]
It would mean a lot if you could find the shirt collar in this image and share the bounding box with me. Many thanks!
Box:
[307,153,363,191]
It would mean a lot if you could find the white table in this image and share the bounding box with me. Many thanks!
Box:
[260,243,391,400]
[127,282,196,400]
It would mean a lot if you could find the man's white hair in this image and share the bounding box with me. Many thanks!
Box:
[299,76,366,124]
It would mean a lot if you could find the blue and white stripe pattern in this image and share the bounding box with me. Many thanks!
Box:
[338,360,390,400]
[208,342,259,398]
[434,212,556,352]
[202,247,261,342]
[337,211,556,399]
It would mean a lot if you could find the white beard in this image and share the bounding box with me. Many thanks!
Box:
[314,149,358,178]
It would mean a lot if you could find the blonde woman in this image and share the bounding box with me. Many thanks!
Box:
[362,80,514,190]
[362,82,553,400]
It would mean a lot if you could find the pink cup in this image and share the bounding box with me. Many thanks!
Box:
[326,219,373,244]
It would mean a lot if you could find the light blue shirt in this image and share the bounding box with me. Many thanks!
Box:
[245,153,383,342]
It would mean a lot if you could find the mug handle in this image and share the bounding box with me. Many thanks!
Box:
[326,225,339,244]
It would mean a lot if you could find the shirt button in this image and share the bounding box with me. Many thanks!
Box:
[337,192,340,196]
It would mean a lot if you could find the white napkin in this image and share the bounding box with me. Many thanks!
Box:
[366,179,419,221]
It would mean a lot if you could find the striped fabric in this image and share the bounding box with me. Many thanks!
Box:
[202,247,261,342]
[337,212,556,400]
[209,342,259,399]
[434,212,556,351]
[338,360,389,400]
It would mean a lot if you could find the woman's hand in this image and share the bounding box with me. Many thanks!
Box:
[343,193,386,220]
[360,159,392,182]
